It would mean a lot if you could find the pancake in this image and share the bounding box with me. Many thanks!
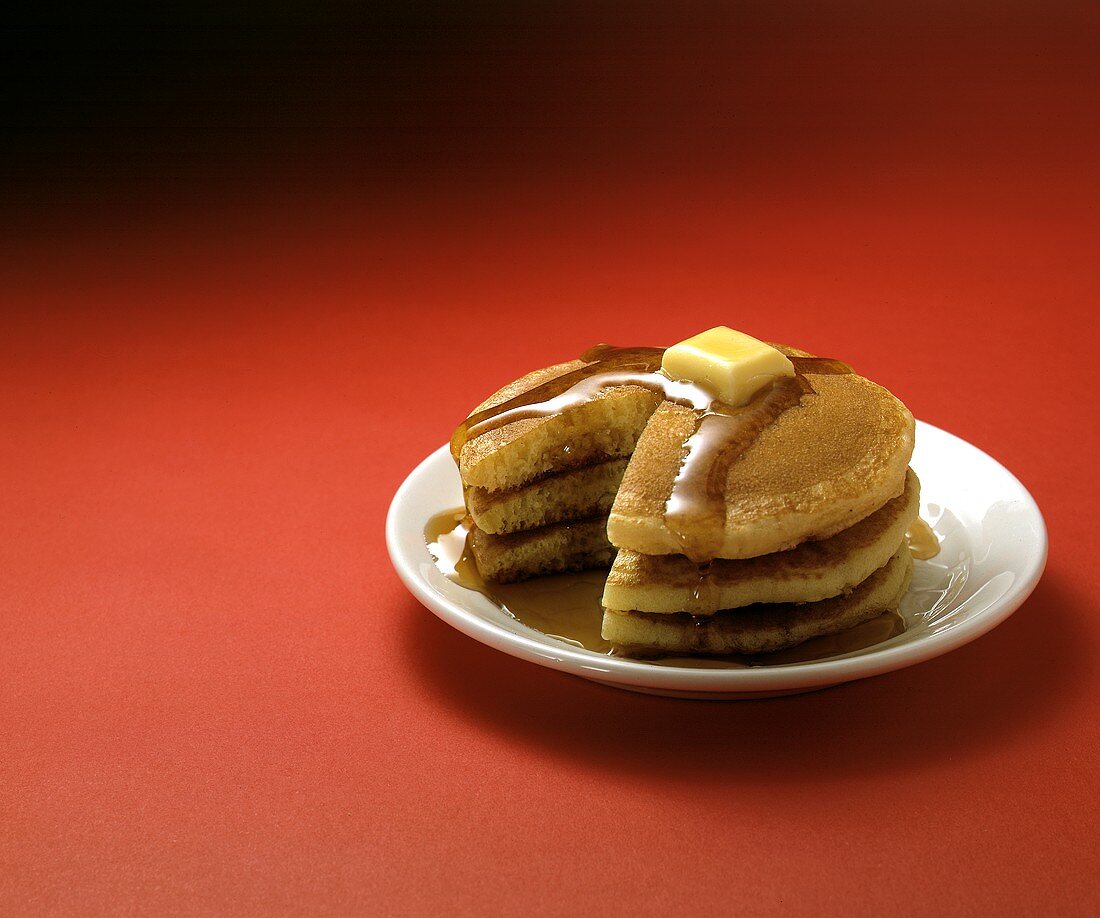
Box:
[607,346,915,560]
[601,546,913,655]
[457,360,663,493]
[470,517,615,583]
[604,469,919,614]
[467,458,628,535]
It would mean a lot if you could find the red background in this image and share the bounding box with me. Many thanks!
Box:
[3,4,1099,914]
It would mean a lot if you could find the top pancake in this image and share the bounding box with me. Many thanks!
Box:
[607,346,914,559]
[456,360,663,492]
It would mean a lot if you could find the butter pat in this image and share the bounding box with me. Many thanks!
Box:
[661,326,795,406]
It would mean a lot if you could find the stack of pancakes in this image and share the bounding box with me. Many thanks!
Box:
[452,344,917,655]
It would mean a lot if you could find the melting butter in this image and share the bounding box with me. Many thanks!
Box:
[661,326,795,407]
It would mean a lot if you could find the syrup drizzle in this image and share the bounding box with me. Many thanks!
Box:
[665,354,854,561]
[450,346,665,461]
[664,375,811,561]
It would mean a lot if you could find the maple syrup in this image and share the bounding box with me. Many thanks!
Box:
[907,518,940,560]
[450,346,666,460]
[425,510,905,667]
[664,374,811,561]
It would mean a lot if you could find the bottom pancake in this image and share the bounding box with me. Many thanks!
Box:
[601,546,913,655]
[471,517,614,583]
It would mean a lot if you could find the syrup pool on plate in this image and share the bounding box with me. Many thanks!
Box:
[424,510,917,667]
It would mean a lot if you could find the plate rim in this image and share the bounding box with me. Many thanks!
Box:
[387,420,1048,693]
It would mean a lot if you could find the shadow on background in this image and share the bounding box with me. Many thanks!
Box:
[402,574,1086,782]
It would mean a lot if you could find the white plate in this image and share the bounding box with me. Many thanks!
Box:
[387,421,1047,699]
